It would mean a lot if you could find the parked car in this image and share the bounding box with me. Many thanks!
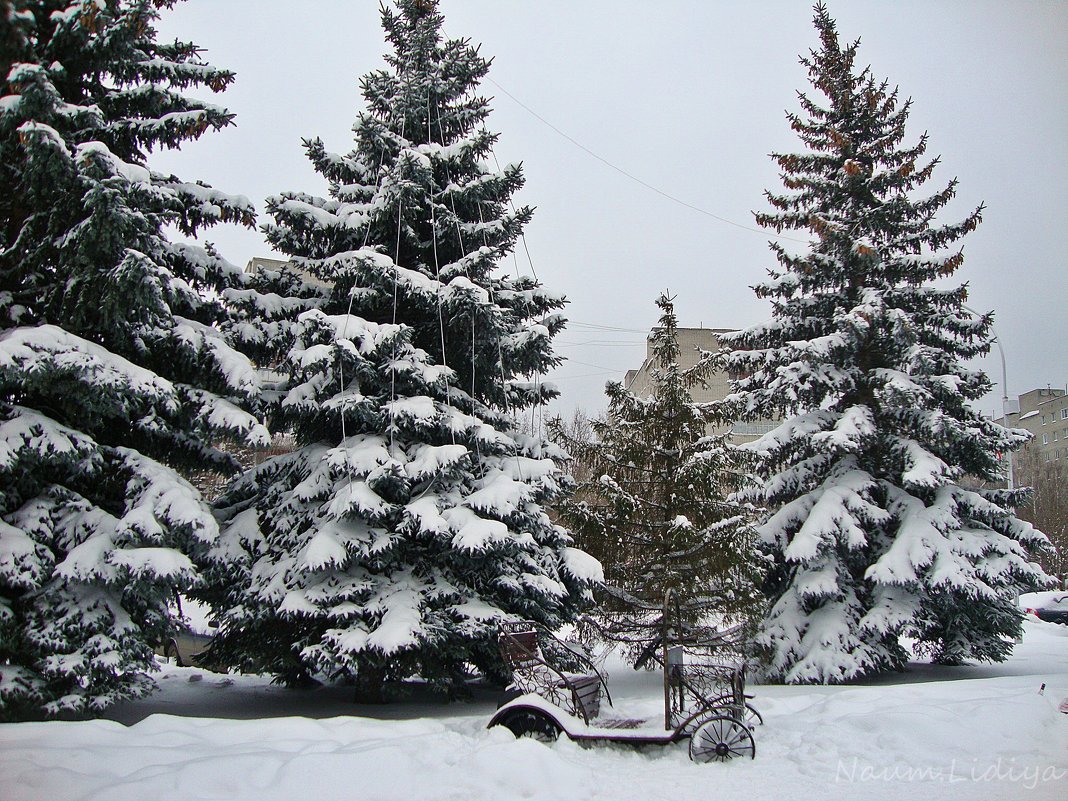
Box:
[1026,595,1068,625]
[157,621,217,667]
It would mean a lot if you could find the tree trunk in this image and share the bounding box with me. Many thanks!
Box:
[353,663,388,704]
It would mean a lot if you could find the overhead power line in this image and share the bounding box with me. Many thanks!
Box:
[567,320,652,334]
[487,77,812,245]
[551,370,622,381]
[557,339,647,347]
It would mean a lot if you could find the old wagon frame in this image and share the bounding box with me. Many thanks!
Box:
[488,589,761,762]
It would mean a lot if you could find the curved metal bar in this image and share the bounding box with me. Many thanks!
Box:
[498,623,600,723]
[545,630,613,708]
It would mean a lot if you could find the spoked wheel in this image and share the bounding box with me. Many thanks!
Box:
[498,709,561,743]
[689,716,756,762]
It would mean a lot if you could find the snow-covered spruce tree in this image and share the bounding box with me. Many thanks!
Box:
[0,0,270,719]
[724,4,1051,683]
[206,0,598,700]
[551,294,762,667]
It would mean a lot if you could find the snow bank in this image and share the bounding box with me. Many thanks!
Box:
[1,623,1066,801]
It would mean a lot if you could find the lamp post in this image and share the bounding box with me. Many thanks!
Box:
[965,304,1013,490]
[997,338,1015,491]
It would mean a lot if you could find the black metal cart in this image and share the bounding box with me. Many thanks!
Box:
[488,589,760,762]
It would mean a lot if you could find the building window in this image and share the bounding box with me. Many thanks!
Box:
[1045,452,1053,462]
[1062,408,1068,420]
[1056,430,1060,441]
[730,421,778,437]
[1043,433,1049,444]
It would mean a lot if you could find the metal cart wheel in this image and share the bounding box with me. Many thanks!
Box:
[496,709,561,743]
[689,716,756,762]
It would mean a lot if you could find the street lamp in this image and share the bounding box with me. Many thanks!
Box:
[964,304,1014,490]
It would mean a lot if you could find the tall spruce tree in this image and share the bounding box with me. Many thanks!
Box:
[0,0,269,719]
[725,4,1051,683]
[205,0,598,699]
[552,294,762,666]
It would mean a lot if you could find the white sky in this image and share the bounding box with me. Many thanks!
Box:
[152,0,1068,420]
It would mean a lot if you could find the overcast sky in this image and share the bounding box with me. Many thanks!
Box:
[153,0,1067,420]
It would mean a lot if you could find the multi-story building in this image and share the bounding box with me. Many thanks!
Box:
[999,386,1068,468]
[245,256,330,289]
[623,327,778,444]
[245,256,289,275]
[997,386,1068,585]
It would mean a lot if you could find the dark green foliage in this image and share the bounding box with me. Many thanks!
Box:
[552,293,763,666]
[0,0,265,719]
[203,0,597,698]
[725,4,1051,683]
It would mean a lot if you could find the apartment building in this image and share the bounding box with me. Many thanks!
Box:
[1000,386,1068,466]
[622,327,778,444]
[245,256,290,275]
[245,256,330,289]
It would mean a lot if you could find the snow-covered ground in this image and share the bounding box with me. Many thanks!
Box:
[3,597,1066,801]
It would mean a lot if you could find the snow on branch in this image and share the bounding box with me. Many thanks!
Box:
[0,325,176,408]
